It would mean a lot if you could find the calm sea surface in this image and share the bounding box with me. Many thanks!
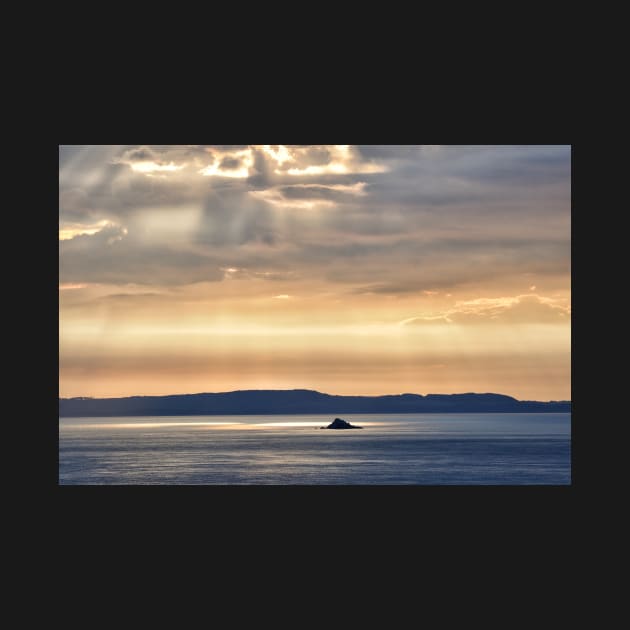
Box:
[59,413,570,485]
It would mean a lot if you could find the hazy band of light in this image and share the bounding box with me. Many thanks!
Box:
[61,421,385,429]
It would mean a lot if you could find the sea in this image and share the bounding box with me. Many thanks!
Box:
[58,413,571,485]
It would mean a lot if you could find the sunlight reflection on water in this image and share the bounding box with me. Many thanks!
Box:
[59,413,570,485]
[63,419,386,430]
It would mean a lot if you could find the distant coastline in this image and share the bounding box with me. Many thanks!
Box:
[59,389,571,417]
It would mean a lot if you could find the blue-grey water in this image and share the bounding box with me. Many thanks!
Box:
[59,413,570,485]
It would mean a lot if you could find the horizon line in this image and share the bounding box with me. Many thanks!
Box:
[59,387,571,404]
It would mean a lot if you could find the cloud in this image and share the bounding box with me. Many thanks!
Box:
[250,188,336,210]
[59,220,116,241]
[247,147,276,188]
[115,146,187,174]
[221,267,297,281]
[112,145,264,179]
[403,294,570,325]
[131,162,184,174]
[219,157,243,170]
[260,145,292,167]
[59,223,223,286]
[401,315,451,325]
[355,145,424,160]
[59,283,88,290]
[450,295,571,324]
[352,283,427,295]
[281,182,367,199]
[126,148,156,161]
[432,146,571,188]
[199,148,254,178]
[257,145,388,177]
[59,145,570,292]
[250,182,367,209]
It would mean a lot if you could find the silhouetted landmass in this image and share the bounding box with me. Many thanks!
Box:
[321,417,363,429]
[59,389,571,417]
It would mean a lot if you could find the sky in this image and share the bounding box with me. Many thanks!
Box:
[59,145,571,401]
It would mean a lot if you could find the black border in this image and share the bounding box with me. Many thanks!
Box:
[50,97,577,549]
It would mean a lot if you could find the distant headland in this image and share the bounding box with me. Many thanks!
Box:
[59,389,571,417]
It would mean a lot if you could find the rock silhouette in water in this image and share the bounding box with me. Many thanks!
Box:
[321,417,363,429]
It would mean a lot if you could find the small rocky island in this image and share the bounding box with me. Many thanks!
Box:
[321,417,363,429]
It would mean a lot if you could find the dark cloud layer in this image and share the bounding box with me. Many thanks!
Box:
[59,145,570,291]
[60,225,223,285]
